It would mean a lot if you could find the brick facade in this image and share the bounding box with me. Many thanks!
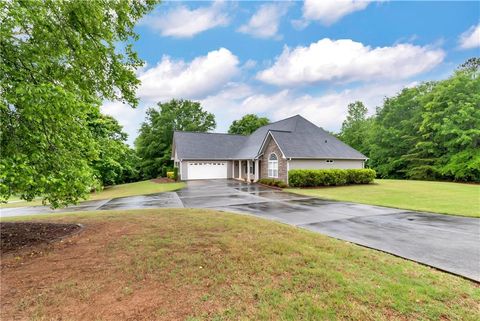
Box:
[259,136,288,183]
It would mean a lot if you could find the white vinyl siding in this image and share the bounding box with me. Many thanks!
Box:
[288,159,364,170]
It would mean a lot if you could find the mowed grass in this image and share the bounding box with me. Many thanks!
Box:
[287,179,480,218]
[2,209,479,321]
[0,180,185,208]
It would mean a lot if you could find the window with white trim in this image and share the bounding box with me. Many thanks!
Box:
[268,153,278,178]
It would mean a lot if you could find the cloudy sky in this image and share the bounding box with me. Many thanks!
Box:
[101,0,480,145]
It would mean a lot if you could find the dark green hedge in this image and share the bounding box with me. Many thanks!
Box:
[288,169,376,187]
[258,178,287,188]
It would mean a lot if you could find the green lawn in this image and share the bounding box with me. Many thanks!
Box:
[1,209,478,320]
[287,179,480,218]
[0,180,185,208]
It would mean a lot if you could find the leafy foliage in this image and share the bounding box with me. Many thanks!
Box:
[367,84,428,178]
[288,169,376,187]
[257,178,287,188]
[228,114,270,135]
[135,99,216,179]
[0,0,155,207]
[88,113,139,186]
[339,59,480,182]
[338,101,372,155]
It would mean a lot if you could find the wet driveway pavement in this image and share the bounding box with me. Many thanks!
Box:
[1,179,479,281]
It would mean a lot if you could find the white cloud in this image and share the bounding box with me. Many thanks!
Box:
[270,83,406,132]
[200,83,256,132]
[141,1,229,38]
[200,81,407,134]
[302,0,371,26]
[242,59,257,69]
[138,48,240,102]
[257,38,445,86]
[101,101,146,146]
[458,24,480,49]
[238,3,290,39]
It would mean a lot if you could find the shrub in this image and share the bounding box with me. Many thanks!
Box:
[346,168,376,184]
[173,167,179,181]
[288,169,376,187]
[258,178,287,188]
[166,171,174,179]
[276,181,288,188]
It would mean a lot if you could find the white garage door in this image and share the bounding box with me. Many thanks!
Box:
[187,161,228,180]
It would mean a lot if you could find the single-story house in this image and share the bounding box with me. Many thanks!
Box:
[172,115,367,183]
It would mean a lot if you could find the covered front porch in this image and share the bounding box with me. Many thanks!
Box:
[233,159,260,182]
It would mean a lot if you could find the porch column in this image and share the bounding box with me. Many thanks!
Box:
[247,159,251,182]
[238,160,242,179]
[254,159,259,182]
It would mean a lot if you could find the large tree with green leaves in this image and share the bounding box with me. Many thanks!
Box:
[367,85,428,178]
[338,101,372,155]
[0,0,156,207]
[135,99,216,179]
[88,114,139,187]
[228,114,270,135]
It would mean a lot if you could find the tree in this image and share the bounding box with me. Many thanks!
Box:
[135,99,216,179]
[338,101,371,155]
[409,64,480,181]
[88,114,139,186]
[228,114,270,135]
[367,84,430,178]
[0,0,156,207]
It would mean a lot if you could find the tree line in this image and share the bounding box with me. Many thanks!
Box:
[338,58,480,182]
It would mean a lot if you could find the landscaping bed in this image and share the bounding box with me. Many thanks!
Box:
[0,222,82,253]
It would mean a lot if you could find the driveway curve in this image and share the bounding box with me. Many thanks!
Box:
[1,179,479,282]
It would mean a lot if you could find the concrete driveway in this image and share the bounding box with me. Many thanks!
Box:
[1,179,479,282]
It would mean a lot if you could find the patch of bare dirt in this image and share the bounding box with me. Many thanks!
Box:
[0,220,223,321]
[0,222,82,254]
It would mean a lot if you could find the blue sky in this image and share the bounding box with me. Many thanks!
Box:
[101,0,480,145]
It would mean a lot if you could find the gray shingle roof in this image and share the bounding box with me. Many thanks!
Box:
[173,132,247,160]
[173,115,367,160]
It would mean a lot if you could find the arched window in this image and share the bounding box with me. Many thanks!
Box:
[268,153,278,178]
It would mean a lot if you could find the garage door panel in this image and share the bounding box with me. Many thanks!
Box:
[187,161,228,180]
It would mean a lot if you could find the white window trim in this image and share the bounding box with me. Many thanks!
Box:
[268,153,279,178]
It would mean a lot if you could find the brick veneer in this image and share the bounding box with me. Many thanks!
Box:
[260,136,288,182]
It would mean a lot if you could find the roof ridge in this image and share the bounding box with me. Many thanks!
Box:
[293,115,299,131]
[174,130,246,137]
[265,114,300,127]
[268,129,291,133]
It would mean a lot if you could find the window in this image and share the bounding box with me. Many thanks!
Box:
[268,153,278,178]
